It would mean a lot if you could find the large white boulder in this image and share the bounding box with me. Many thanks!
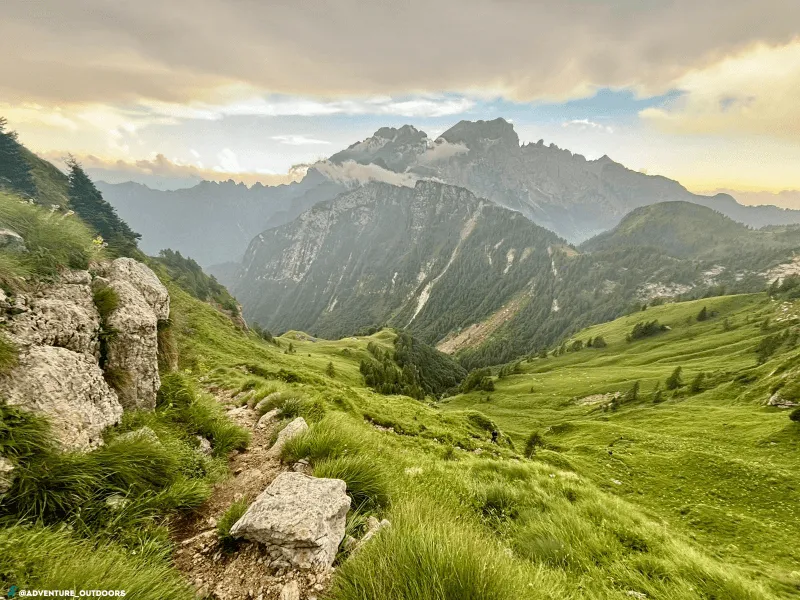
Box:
[104,278,160,410]
[229,472,350,570]
[4,270,101,358]
[107,258,170,320]
[99,258,169,410]
[0,345,123,451]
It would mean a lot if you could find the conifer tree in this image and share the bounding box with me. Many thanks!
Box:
[66,157,140,254]
[0,117,37,198]
[665,366,683,390]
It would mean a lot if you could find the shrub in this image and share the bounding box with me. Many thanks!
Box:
[524,431,545,458]
[217,498,250,553]
[697,306,708,321]
[314,454,391,509]
[623,381,640,403]
[790,408,800,423]
[591,336,607,348]
[326,361,336,378]
[665,367,683,390]
[627,320,668,341]
[461,368,495,393]
[689,372,706,394]
[755,334,782,364]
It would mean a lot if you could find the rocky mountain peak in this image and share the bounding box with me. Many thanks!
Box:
[373,124,426,143]
[439,117,519,149]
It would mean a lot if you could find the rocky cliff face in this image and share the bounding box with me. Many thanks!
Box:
[0,257,169,450]
[232,180,562,344]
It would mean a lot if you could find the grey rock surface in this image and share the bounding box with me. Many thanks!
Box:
[229,472,350,570]
[268,417,308,456]
[5,273,101,357]
[0,345,122,450]
[107,257,170,320]
[0,456,15,496]
[0,228,26,252]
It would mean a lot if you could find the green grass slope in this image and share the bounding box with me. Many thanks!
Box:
[21,146,70,208]
[167,285,785,599]
[444,293,800,597]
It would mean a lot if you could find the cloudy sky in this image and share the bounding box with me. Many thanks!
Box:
[2,0,800,204]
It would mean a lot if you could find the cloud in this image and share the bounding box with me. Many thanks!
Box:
[562,119,614,133]
[701,188,800,210]
[1,1,798,106]
[640,41,800,139]
[314,160,418,188]
[418,140,470,164]
[214,148,242,173]
[38,152,305,187]
[271,134,332,146]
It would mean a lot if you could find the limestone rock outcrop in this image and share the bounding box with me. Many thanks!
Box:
[0,456,15,496]
[0,345,122,450]
[0,257,169,451]
[99,258,170,410]
[229,472,350,570]
[3,269,100,357]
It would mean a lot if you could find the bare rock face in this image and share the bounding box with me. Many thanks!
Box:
[0,456,15,496]
[102,258,170,410]
[268,417,308,456]
[4,270,101,357]
[0,228,26,252]
[107,258,170,319]
[229,472,350,570]
[0,345,122,450]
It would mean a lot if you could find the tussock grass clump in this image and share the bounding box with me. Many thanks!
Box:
[157,372,250,457]
[0,525,194,600]
[186,395,250,457]
[92,284,119,320]
[0,333,18,375]
[280,417,365,464]
[217,498,250,553]
[327,502,541,600]
[0,399,52,461]
[314,455,391,509]
[157,317,178,372]
[254,388,326,423]
[0,192,97,283]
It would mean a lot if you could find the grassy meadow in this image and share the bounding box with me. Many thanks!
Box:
[166,283,796,599]
[2,190,797,599]
[445,293,800,596]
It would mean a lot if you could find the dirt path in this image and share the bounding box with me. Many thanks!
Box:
[172,400,329,600]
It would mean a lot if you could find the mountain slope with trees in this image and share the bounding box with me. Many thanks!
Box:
[582,201,800,259]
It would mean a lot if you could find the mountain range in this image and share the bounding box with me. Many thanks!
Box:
[98,119,800,270]
[231,182,800,367]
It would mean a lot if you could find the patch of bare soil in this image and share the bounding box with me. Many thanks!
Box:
[172,400,327,600]
[436,295,526,354]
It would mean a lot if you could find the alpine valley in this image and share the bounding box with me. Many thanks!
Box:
[2,115,800,600]
[98,119,800,367]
